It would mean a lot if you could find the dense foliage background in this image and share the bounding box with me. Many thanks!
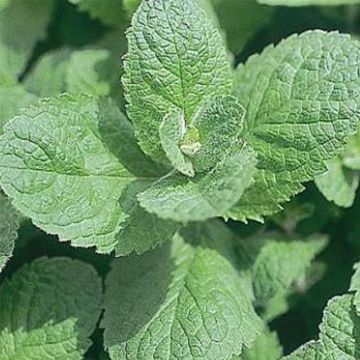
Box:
[2,0,360,359]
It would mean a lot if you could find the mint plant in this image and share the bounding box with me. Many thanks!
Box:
[1,0,360,359]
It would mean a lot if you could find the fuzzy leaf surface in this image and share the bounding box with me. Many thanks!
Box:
[284,295,360,359]
[231,31,360,222]
[0,193,20,272]
[138,143,257,222]
[102,222,262,360]
[123,0,232,163]
[0,257,102,359]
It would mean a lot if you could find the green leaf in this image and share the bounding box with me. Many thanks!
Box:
[66,49,112,97]
[284,341,328,360]
[236,328,283,360]
[97,99,179,256]
[68,0,124,26]
[102,222,262,360]
[241,233,327,303]
[344,132,360,170]
[138,143,257,222]
[0,0,54,84]
[350,261,360,316]
[258,0,360,6]
[0,85,37,133]
[0,193,20,272]
[0,94,179,255]
[98,99,167,178]
[0,95,134,253]
[24,49,115,98]
[284,294,360,359]
[23,50,71,97]
[315,157,359,208]
[123,0,232,163]
[159,109,195,177]
[0,257,102,359]
[159,95,245,177]
[115,180,180,256]
[191,95,245,172]
[230,31,360,222]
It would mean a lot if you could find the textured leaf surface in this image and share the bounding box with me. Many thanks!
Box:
[0,94,179,256]
[123,0,232,163]
[241,233,327,303]
[315,158,359,208]
[159,109,195,177]
[102,222,262,360]
[159,95,245,177]
[114,180,180,256]
[258,0,360,5]
[285,294,360,359]
[97,99,179,256]
[0,193,20,272]
[191,95,245,172]
[0,95,134,253]
[231,31,360,222]
[350,261,360,316]
[0,257,102,359]
[138,143,257,222]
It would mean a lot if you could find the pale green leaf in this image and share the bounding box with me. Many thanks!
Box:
[138,143,257,222]
[24,49,114,98]
[0,94,179,256]
[244,233,327,303]
[115,180,180,256]
[0,257,102,360]
[0,94,134,253]
[98,99,167,178]
[344,132,360,170]
[235,328,283,360]
[66,49,112,97]
[315,157,359,208]
[350,261,360,316]
[0,193,20,272]
[102,222,262,360]
[159,109,195,177]
[261,292,290,322]
[191,95,245,172]
[230,31,360,222]
[24,50,71,97]
[97,99,179,256]
[123,0,232,163]
[284,341,329,360]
